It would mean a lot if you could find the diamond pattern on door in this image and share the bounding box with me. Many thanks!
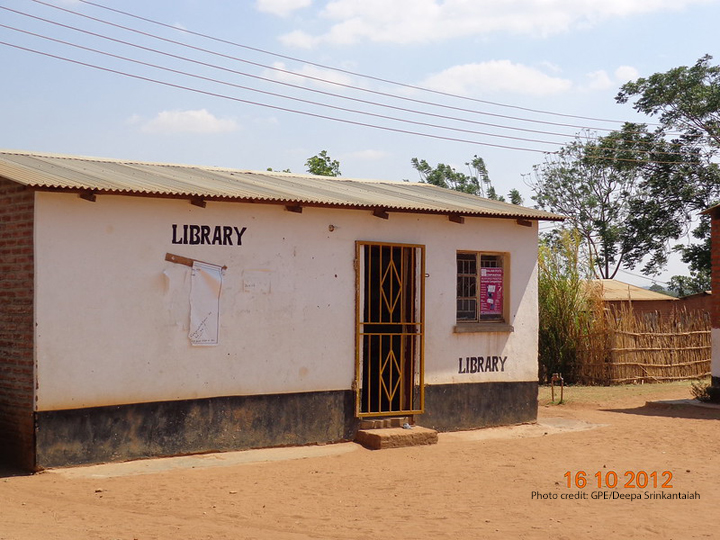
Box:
[355,242,425,417]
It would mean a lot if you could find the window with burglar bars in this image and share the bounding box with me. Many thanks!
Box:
[457,252,506,323]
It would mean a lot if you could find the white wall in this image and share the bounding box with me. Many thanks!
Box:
[34,192,539,411]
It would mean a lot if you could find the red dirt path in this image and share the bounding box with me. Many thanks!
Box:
[1,382,717,540]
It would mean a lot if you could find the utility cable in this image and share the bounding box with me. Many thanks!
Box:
[25,0,651,134]
[0,23,567,147]
[73,0,649,127]
[0,35,703,166]
[3,4,698,156]
[0,7,586,143]
[0,40,557,153]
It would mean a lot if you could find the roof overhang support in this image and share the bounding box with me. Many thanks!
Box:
[285,205,303,213]
[516,219,532,227]
[79,191,96,202]
[191,197,207,208]
[373,209,389,220]
[448,215,465,224]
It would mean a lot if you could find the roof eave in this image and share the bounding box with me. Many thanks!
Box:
[27,184,566,221]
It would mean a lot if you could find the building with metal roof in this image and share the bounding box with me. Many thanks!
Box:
[0,150,562,470]
[592,279,678,303]
[0,150,562,221]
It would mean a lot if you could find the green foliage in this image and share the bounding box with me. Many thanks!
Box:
[410,155,522,203]
[690,378,713,402]
[531,126,651,278]
[305,150,341,177]
[266,167,291,173]
[616,55,720,284]
[617,54,720,148]
[537,229,598,383]
[410,156,484,195]
[647,283,678,297]
[531,121,720,279]
[507,188,523,205]
[667,273,710,297]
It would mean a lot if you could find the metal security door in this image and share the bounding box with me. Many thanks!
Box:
[355,242,424,417]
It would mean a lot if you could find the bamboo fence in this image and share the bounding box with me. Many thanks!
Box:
[577,306,711,385]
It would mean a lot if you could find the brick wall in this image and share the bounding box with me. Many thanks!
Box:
[712,211,720,330]
[0,178,35,470]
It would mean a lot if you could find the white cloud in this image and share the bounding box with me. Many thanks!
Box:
[539,61,564,74]
[583,65,640,91]
[420,61,572,97]
[262,61,360,89]
[125,114,142,126]
[280,0,713,47]
[138,110,239,134]
[279,30,321,49]
[253,115,280,126]
[585,70,615,91]
[615,65,640,84]
[256,0,311,17]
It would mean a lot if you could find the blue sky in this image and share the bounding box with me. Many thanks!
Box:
[2,0,719,284]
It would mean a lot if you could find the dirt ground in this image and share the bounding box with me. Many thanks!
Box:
[1,381,718,540]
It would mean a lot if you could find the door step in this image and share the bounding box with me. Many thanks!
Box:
[355,425,438,450]
[358,417,412,430]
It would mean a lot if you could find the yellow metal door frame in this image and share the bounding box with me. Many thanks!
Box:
[355,241,425,417]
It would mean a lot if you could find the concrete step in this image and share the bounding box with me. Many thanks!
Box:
[357,417,411,430]
[355,426,438,450]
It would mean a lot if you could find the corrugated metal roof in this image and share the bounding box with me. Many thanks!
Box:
[592,279,677,302]
[0,150,563,221]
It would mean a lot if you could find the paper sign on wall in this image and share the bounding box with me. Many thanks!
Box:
[189,261,224,346]
[480,267,503,316]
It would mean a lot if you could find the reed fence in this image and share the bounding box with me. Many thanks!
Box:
[577,307,711,385]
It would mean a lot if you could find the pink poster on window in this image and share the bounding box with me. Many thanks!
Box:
[480,268,503,315]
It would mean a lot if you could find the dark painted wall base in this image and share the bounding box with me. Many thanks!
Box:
[33,381,538,469]
[707,377,720,403]
[35,390,356,469]
[423,381,538,432]
[0,416,35,472]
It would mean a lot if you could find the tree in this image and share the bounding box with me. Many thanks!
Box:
[667,274,710,297]
[531,121,720,280]
[648,283,677,297]
[616,55,720,291]
[507,188,523,205]
[616,54,720,148]
[532,125,650,278]
[410,155,522,202]
[305,150,341,177]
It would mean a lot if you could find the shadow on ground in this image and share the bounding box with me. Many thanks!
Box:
[0,463,32,478]
[603,399,720,421]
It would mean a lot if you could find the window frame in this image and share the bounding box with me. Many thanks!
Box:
[454,250,513,333]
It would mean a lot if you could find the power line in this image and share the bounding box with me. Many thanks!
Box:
[0,23,567,148]
[0,25,704,166]
[0,40,558,153]
[26,0,652,135]
[2,4,702,161]
[73,0,652,127]
[2,2,710,164]
[615,268,671,286]
[0,7,582,143]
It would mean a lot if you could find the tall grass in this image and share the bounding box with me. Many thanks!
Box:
[538,230,599,383]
